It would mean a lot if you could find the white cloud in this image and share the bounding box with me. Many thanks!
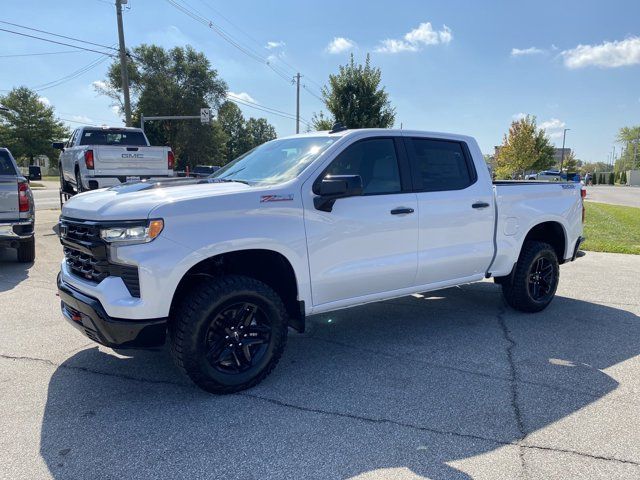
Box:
[562,37,640,68]
[326,37,357,54]
[38,96,51,106]
[111,105,121,116]
[71,114,93,123]
[265,41,285,50]
[538,118,566,130]
[227,91,256,103]
[512,112,527,121]
[511,47,545,57]
[538,118,566,139]
[375,22,452,54]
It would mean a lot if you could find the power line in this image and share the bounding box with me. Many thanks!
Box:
[302,84,324,103]
[0,20,118,53]
[0,50,87,58]
[227,95,310,126]
[0,27,116,57]
[33,56,110,91]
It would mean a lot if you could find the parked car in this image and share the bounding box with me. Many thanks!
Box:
[0,148,35,262]
[530,170,563,181]
[191,165,221,178]
[56,128,584,393]
[54,126,174,194]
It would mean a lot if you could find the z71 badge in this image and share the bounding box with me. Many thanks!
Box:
[260,194,294,203]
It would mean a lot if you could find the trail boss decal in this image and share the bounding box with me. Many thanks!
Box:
[260,194,294,203]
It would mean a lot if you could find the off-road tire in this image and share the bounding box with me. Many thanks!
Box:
[501,240,559,313]
[169,275,288,394]
[17,236,35,263]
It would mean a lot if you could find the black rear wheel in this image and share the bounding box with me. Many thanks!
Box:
[169,275,288,394]
[502,241,559,313]
[17,236,35,263]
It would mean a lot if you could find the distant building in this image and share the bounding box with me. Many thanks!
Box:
[553,148,572,164]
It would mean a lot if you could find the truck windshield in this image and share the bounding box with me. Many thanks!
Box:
[209,136,337,185]
[80,129,148,146]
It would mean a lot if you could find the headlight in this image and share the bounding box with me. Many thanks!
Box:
[100,219,164,244]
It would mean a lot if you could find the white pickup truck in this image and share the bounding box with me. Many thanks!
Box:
[56,128,584,393]
[54,126,174,193]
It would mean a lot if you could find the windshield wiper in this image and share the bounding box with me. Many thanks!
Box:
[206,178,251,186]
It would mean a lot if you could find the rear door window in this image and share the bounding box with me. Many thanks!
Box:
[406,138,476,192]
[0,151,16,175]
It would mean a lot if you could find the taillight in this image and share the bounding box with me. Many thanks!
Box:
[168,151,175,170]
[84,150,94,169]
[581,187,587,198]
[18,181,30,212]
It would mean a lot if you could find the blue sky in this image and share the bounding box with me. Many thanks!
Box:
[1,0,639,163]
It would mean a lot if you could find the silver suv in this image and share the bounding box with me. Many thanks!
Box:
[0,148,35,262]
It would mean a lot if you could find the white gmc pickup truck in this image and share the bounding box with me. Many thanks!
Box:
[57,128,584,393]
[54,126,174,193]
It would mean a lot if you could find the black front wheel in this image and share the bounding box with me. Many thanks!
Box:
[169,275,288,394]
[502,241,559,313]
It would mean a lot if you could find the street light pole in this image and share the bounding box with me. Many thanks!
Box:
[559,128,570,172]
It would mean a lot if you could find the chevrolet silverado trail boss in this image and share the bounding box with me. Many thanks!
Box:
[54,126,174,193]
[0,147,35,262]
[57,128,585,393]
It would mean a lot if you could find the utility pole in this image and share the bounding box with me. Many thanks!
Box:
[116,0,132,126]
[612,145,616,169]
[559,128,570,172]
[294,73,301,134]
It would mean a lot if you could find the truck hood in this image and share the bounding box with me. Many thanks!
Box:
[62,179,252,221]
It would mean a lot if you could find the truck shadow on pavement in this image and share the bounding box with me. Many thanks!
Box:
[0,248,30,293]
[39,283,640,479]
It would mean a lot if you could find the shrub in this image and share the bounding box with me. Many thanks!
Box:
[608,172,615,185]
[621,170,627,184]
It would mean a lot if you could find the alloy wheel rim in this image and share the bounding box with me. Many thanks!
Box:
[528,257,554,301]
[204,302,271,374]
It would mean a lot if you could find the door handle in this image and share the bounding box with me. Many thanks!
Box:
[472,202,490,209]
[390,207,414,215]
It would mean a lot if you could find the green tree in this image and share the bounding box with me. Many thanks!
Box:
[561,150,579,172]
[217,101,246,164]
[96,44,227,168]
[616,126,640,170]
[310,111,334,131]
[0,87,69,164]
[495,115,554,179]
[242,117,277,152]
[319,53,395,129]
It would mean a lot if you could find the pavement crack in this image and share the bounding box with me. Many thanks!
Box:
[496,303,528,477]
[2,351,640,468]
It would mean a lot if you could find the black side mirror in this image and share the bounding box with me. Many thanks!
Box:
[314,175,363,212]
[52,142,65,150]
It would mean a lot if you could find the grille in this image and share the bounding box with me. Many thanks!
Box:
[65,222,101,242]
[64,247,109,282]
[61,218,141,298]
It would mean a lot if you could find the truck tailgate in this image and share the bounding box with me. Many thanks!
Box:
[94,146,170,175]
[0,175,18,221]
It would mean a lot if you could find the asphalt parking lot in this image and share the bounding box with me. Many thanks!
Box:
[1,209,640,479]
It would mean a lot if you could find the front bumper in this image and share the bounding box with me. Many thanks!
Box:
[58,274,167,348]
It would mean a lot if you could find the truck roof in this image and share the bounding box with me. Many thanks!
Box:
[280,128,476,144]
